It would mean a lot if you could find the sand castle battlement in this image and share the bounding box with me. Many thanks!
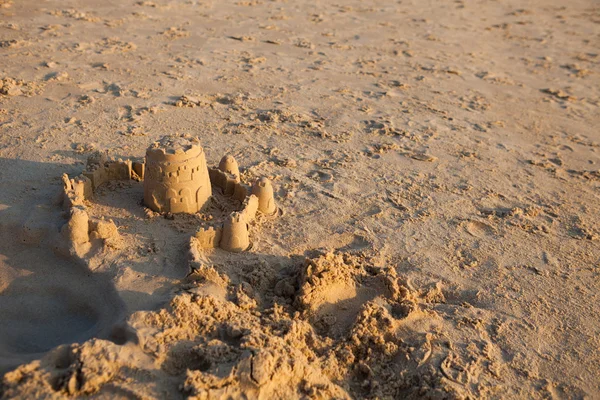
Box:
[145,135,202,158]
[194,226,222,249]
[58,135,278,254]
[208,167,248,201]
[83,157,134,190]
[240,194,259,223]
[145,146,205,166]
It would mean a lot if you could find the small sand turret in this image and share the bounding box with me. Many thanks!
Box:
[220,212,250,252]
[144,135,211,214]
[218,155,240,180]
[61,207,89,245]
[251,177,277,216]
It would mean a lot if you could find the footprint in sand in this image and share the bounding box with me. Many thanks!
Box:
[464,220,495,238]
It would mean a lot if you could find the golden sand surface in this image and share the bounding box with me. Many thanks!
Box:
[0,0,599,398]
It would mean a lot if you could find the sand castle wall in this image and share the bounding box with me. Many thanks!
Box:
[58,155,128,257]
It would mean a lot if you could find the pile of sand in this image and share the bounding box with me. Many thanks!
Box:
[2,252,511,399]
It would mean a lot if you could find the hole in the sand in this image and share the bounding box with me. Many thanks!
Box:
[391,303,413,319]
[2,290,99,355]
[47,345,75,370]
[312,286,378,338]
[162,342,212,375]
[464,220,495,238]
[107,323,138,345]
[0,238,125,372]
[188,354,212,372]
[218,325,244,347]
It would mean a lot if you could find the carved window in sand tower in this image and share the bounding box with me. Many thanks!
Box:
[179,188,191,204]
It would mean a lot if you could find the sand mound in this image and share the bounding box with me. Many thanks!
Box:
[1,251,511,399]
[295,252,399,337]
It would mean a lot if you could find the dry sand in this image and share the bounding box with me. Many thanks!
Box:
[1,0,600,398]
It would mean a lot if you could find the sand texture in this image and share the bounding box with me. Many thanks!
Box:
[1,0,599,398]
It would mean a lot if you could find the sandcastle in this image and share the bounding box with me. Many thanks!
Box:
[58,134,279,255]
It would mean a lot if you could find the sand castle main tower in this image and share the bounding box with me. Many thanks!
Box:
[144,135,211,214]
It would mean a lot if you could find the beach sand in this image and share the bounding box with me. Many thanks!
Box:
[0,0,599,398]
